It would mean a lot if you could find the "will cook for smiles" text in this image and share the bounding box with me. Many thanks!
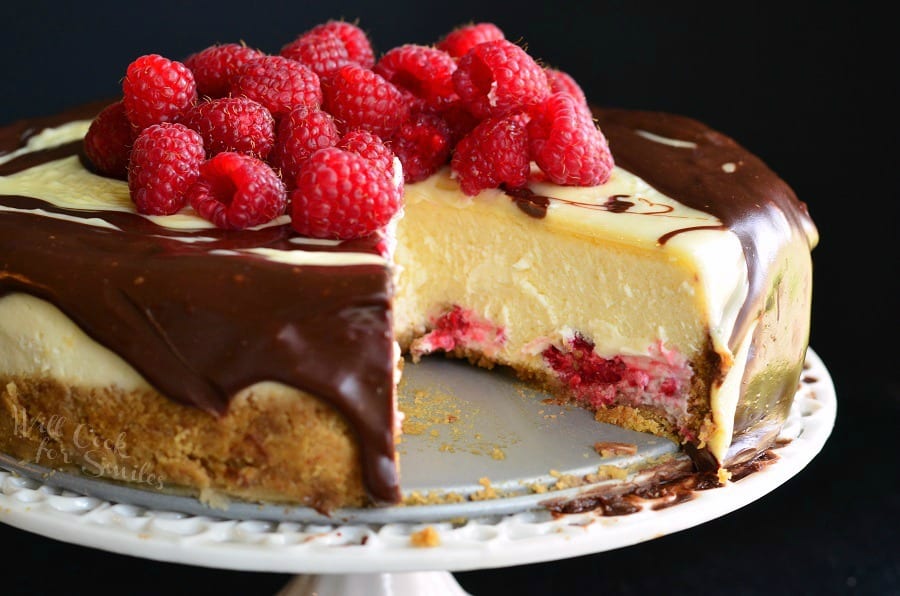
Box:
[10,405,164,489]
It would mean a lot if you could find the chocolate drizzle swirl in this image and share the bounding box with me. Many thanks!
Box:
[604,194,634,213]
[504,186,676,220]
[503,185,550,218]
[504,187,648,219]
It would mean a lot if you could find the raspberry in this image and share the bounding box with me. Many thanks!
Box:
[436,22,505,59]
[390,112,452,183]
[545,68,588,108]
[123,54,197,130]
[180,97,275,160]
[230,56,322,118]
[439,102,480,145]
[374,45,457,109]
[543,335,626,389]
[270,106,340,188]
[187,152,286,229]
[128,123,205,215]
[451,112,530,196]
[452,39,550,119]
[184,43,266,98]
[307,20,375,69]
[411,305,506,358]
[280,30,354,78]
[290,147,402,239]
[338,130,395,173]
[83,100,133,180]
[323,64,408,138]
[528,92,614,186]
[396,88,429,117]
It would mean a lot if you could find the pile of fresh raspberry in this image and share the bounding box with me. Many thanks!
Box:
[83,20,614,239]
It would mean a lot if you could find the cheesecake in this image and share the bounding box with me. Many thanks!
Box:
[0,22,817,511]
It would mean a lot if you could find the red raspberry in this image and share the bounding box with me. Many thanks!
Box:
[184,43,266,98]
[180,97,275,160]
[338,130,395,173]
[83,100,133,180]
[436,22,505,59]
[270,106,340,188]
[187,152,287,229]
[396,88,429,117]
[390,112,453,183]
[545,68,588,108]
[323,64,408,138]
[290,147,402,239]
[452,39,550,119]
[438,101,480,145]
[542,335,628,397]
[527,92,614,186]
[307,20,375,69]
[281,30,355,79]
[123,54,197,130]
[451,112,530,196]
[230,56,322,118]
[128,123,205,215]
[374,45,457,109]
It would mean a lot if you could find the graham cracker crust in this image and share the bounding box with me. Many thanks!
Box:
[0,375,369,512]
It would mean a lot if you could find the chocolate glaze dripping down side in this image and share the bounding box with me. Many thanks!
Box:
[593,108,817,351]
[0,104,399,504]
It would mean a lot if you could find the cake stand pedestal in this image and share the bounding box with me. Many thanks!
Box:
[0,349,834,596]
[278,572,471,596]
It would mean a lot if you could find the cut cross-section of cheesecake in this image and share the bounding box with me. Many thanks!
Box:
[396,108,817,470]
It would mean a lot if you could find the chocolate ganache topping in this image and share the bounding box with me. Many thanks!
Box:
[0,102,816,502]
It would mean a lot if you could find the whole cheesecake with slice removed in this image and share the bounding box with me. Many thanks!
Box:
[0,22,817,511]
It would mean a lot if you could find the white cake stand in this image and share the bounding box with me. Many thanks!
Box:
[0,348,835,596]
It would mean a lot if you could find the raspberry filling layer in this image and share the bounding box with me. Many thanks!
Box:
[409,305,506,360]
[409,308,693,438]
[542,334,694,438]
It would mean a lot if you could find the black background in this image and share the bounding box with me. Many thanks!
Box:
[1,1,898,594]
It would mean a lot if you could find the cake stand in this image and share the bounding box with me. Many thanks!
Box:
[0,348,835,596]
